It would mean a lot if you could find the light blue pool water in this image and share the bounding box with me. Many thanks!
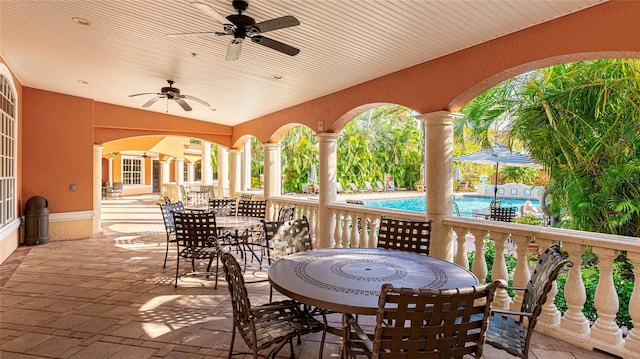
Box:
[364,196,539,218]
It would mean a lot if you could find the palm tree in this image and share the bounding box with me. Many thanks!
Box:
[461,59,640,236]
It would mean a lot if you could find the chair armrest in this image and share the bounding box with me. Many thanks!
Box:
[344,313,374,352]
[491,308,534,320]
[251,299,301,313]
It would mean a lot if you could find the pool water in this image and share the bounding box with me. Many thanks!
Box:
[364,196,539,218]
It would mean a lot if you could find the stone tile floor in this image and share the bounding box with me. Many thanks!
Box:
[0,195,616,358]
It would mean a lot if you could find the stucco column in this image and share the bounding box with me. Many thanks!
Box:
[317,133,338,248]
[160,160,170,197]
[229,149,241,196]
[202,141,212,185]
[263,143,281,199]
[217,147,229,198]
[176,159,185,200]
[187,162,195,183]
[242,140,251,190]
[107,157,113,184]
[93,145,103,236]
[418,111,454,261]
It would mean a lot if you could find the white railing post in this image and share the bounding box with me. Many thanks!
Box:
[561,242,590,334]
[490,231,512,309]
[453,226,469,269]
[469,228,488,283]
[509,234,532,312]
[591,247,623,347]
[625,251,640,352]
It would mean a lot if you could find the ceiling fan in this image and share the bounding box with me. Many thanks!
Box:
[128,80,210,111]
[167,0,300,61]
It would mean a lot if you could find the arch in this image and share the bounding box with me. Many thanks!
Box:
[93,102,232,147]
[231,1,640,142]
[331,102,420,133]
[448,51,640,111]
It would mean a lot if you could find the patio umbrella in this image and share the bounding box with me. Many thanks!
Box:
[453,165,463,182]
[309,164,317,184]
[453,144,537,201]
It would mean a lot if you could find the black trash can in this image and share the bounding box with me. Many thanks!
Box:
[24,196,49,245]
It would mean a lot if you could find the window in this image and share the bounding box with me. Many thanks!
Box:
[122,157,143,185]
[0,73,16,228]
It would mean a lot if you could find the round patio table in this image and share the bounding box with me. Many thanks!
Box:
[268,248,478,315]
[216,216,264,263]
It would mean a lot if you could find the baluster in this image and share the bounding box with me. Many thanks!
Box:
[509,234,531,312]
[469,228,488,283]
[624,251,640,351]
[453,226,469,269]
[310,208,318,245]
[349,211,358,248]
[490,231,511,310]
[333,211,342,248]
[536,238,562,325]
[560,242,590,333]
[591,247,623,346]
[358,211,368,248]
[366,216,378,249]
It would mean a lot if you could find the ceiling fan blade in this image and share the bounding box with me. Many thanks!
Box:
[167,31,220,38]
[250,16,300,34]
[226,38,243,61]
[191,2,234,27]
[182,95,210,108]
[129,92,160,97]
[251,36,300,56]
[142,97,163,108]
[175,98,193,111]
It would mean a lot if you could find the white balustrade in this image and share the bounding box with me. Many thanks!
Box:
[267,196,640,358]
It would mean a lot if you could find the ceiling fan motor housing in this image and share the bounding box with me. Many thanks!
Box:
[232,0,249,13]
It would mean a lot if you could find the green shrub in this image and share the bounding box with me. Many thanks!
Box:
[513,215,542,226]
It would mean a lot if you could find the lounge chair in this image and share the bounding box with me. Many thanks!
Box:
[387,180,406,191]
[364,181,378,192]
[376,181,388,192]
[337,182,352,194]
[350,183,365,193]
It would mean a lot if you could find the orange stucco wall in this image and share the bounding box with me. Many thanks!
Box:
[93,102,232,147]
[22,88,94,213]
[232,0,640,146]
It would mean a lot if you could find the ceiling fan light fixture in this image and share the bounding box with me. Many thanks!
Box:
[72,17,90,26]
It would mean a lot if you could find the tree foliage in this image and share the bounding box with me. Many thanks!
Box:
[461,59,640,237]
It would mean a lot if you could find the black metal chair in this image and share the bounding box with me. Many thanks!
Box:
[172,211,222,288]
[220,252,324,359]
[376,216,433,255]
[486,244,573,359]
[344,281,501,358]
[209,198,238,216]
[257,217,312,303]
[238,199,267,218]
[276,204,296,222]
[158,201,184,268]
[490,206,517,222]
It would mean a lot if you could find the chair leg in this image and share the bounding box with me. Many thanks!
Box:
[163,236,170,268]
[228,326,236,359]
[214,256,220,289]
[174,256,180,288]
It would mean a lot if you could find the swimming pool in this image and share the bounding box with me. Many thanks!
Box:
[364,196,539,218]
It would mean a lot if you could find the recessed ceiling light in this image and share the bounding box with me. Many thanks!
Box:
[210,108,217,112]
[72,17,90,26]
[272,74,283,80]
[77,80,89,85]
